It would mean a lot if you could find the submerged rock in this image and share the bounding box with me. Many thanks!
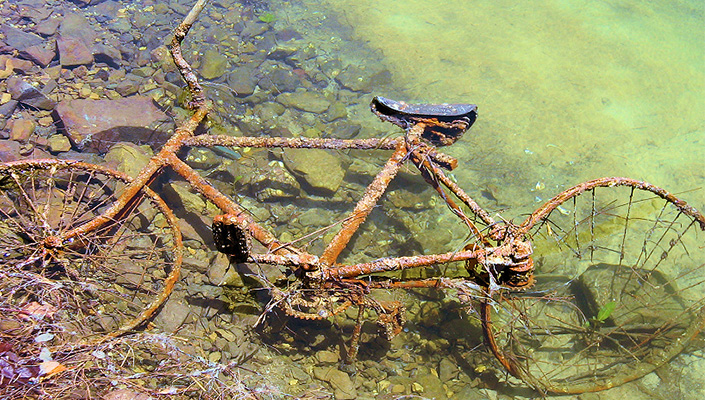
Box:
[226,65,259,96]
[57,36,93,67]
[53,96,172,153]
[154,296,191,333]
[9,119,36,142]
[0,140,22,162]
[5,76,56,110]
[103,142,152,177]
[34,18,62,37]
[21,41,56,67]
[283,149,345,195]
[335,65,392,93]
[208,252,244,287]
[0,26,44,52]
[248,160,301,201]
[103,389,153,400]
[47,134,71,153]
[313,366,357,400]
[276,90,330,113]
[59,12,97,43]
[199,49,229,80]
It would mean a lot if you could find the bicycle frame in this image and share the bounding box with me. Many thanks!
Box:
[5,0,702,396]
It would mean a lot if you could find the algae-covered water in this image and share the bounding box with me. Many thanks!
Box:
[307,0,705,215]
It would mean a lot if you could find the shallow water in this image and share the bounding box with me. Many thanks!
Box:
[4,0,699,398]
[282,1,705,398]
[307,0,705,214]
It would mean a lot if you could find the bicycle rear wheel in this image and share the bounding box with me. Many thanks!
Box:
[0,159,182,341]
[482,177,705,394]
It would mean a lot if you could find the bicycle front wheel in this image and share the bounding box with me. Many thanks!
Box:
[483,177,705,394]
[0,159,182,341]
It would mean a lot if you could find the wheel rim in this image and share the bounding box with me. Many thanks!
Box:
[0,159,182,341]
[483,177,705,394]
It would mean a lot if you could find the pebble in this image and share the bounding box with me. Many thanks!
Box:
[153,297,191,333]
[391,384,406,394]
[5,76,57,110]
[412,382,424,393]
[199,49,229,79]
[47,134,71,153]
[276,90,330,114]
[313,367,357,400]
[226,65,259,96]
[315,350,340,364]
[208,351,222,363]
[282,148,346,195]
[57,36,94,67]
[10,119,36,142]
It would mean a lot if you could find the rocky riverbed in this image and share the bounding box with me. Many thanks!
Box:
[0,1,484,399]
[2,1,703,400]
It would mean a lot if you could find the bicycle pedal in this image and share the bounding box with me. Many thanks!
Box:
[212,214,251,263]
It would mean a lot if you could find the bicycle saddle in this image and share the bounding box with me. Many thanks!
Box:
[370,96,477,146]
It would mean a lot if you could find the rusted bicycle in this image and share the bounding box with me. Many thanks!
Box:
[1,0,703,395]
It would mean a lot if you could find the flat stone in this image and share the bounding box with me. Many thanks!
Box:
[53,96,172,153]
[439,357,459,382]
[0,140,21,162]
[10,119,36,142]
[113,260,148,287]
[0,26,44,52]
[108,17,132,34]
[103,142,152,177]
[241,20,269,38]
[315,350,340,364]
[93,44,122,67]
[154,297,191,333]
[335,65,392,93]
[18,2,52,22]
[415,367,446,399]
[276,90,330,113]
[131,67,154,78]
[283,149,345,195]
[259,65,302,93]
[114,76,140,97]
[199,49,228,80]
[0,100,18,119]
[4,57,36,75]
[90,0,121,20]
[208,253,244,287]
[59,13,96,44]
[47,134,72,153]
[6,76,56,110]
[103,389,152,400]
[21,41,57,67]
[313,366,356,400]
[33,18,62,37]
[227,65,259,96]
[163,181,207,214]
[57,36,93,67]
[324,102,347,122]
